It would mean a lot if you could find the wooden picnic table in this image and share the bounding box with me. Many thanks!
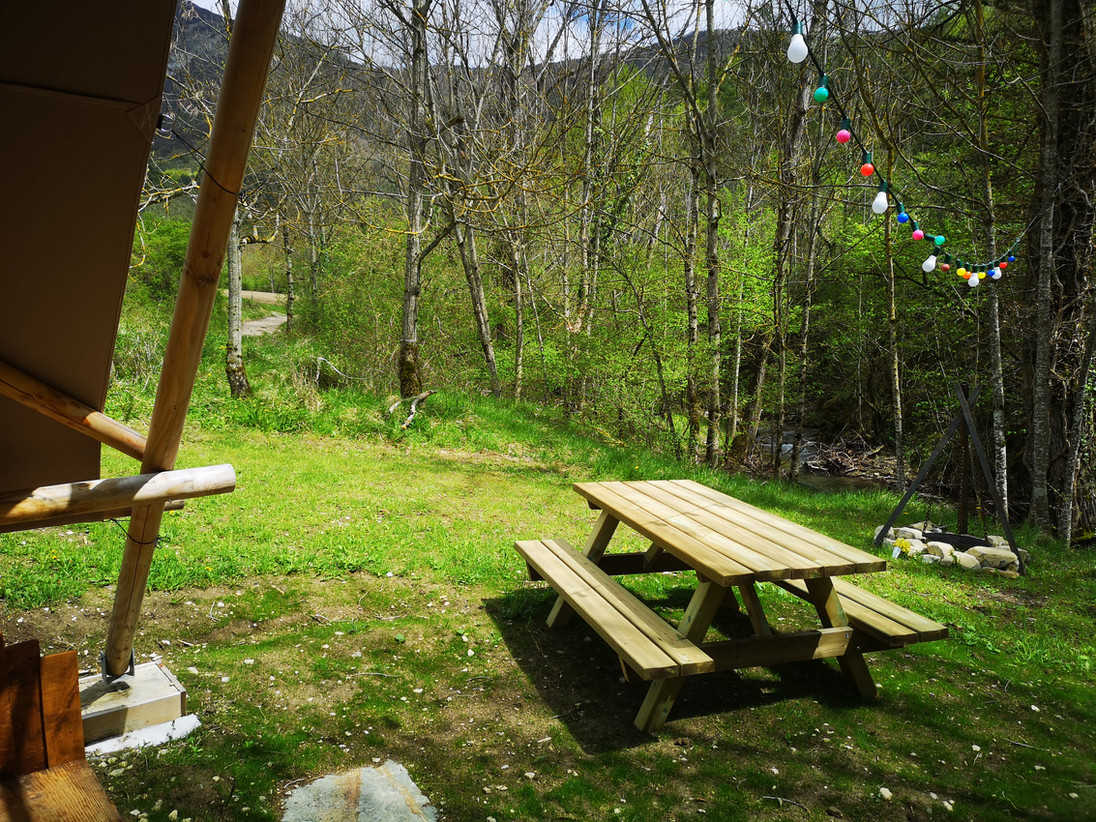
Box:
[516,479,947,732]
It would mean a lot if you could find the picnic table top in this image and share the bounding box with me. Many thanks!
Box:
[573,479,887,586]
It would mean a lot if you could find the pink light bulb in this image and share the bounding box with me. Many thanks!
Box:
[912,229,925,241]
[836,129,851,144]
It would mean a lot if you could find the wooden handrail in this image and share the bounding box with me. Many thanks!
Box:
[0,500,184,534]
[0,466,233,528]
[0,358,146,461]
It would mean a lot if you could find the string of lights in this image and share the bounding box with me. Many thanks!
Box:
[785,14,1026,288]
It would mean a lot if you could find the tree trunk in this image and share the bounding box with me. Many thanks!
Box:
[1057,302,1096,544]
[512,241,524,399]
[455,221,500,396]
[281,222,294,335]
[790,203,820,481]
[397,0,431,398]
[975,0,1009,518]
[725,182,753,464]
[684,168,701,461]
[885,152,904,493]
[225,214,251,398]
[701,0,721,467]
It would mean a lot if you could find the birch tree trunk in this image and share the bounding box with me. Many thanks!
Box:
[885,152,904,493]
[397,0,431,398]
[455,221,501,396]
[1030,0,1062,525]
[975,0,1009,517]
[684,168,701,461]
[225,214,251,398]
[281,222,294,336]
[701,0,721,467]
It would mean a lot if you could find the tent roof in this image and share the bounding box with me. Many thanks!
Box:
[0,2,177,493]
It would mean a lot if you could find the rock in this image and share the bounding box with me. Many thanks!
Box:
[905,539,926,557]
[994,569,1020,579]
[879,787,893,801]
[986,535,1009,548]
[938,554,955,567]
[1017,548,1030,564]
[921,554,939,564]
[955,552,981,570]
[926,541,955,558]
[895,527,923,541]
[906,521,936,533]
[968,545,1019,570]
[882,538,896,550]
[282,762,437,822]
[874,525,895,541]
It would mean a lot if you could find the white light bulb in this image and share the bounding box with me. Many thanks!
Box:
[787,33,808,63]
[871,189,889,215]
[967,272,980,288]
[922,254,937,273]
[990,268,1001,280]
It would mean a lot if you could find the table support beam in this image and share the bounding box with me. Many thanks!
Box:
[547,511,618,628]
[736,582,772,637]
[805,578,877,698]
[634,578,725,732]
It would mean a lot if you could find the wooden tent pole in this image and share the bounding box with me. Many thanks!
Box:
[0,358,147,460]
[103,0,285,677]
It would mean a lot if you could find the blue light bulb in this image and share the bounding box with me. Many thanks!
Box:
[897,212,909,224]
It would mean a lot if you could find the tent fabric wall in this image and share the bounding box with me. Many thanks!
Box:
[0,2,178,493]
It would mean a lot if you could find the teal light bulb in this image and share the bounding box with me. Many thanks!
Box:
[813,85,829,103]
[934,235,946,246]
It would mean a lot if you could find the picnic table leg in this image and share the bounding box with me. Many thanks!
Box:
[736,582,772,636]
[546,510,619,628]
[804,578,877,699]
[634,577,725,732]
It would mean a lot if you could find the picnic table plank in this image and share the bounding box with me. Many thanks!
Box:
[572,482,755,585]
[542,539,715,675]
[629,480,844,576]
[516,539,679,678]
[667,480,885,571]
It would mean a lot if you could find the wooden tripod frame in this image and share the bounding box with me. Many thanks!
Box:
[873,383,1024,575]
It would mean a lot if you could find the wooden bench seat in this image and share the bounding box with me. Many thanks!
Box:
[776,577,948,649]
[515,538,715,680]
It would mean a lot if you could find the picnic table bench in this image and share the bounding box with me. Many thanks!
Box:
[515,479,948,732]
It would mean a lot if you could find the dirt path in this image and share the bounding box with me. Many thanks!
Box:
[242,312,287,336]
[222,289,286,305]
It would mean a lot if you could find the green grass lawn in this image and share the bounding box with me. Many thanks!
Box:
[2,323,1094,820]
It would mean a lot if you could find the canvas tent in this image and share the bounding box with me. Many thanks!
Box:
[1,6,285,808]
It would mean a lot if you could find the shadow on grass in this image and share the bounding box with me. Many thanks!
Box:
[484,584,870,755]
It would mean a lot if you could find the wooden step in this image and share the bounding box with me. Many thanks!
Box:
[516,539,715,680]
[776,578,948,647]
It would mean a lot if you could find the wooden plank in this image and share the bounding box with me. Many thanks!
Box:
[600,481,791,577]
[668,480,885,570]
[0,760,121,822]
[0,640,46,777]
[0,358,146,461]
[642,480,862,575]
[542,539,714,675]
[526,551,690,580]
[546,510,618,627]
[0,500,184,534]
[0,465,234,527]
[572,483,756,585]
[103,0,285,677]
[702,627,852,669]
[515,540,678,679]
[634,577,726,732]
[736,582,773,637]
[39,652,83,769]
[776,579,919,645]
[805,578,877,698]
[829,578,949,640]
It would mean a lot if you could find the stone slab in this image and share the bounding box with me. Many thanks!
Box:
[282,761,437,822]
[79,661,186,743]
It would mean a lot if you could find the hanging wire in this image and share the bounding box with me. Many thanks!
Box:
[780,3,1035,273]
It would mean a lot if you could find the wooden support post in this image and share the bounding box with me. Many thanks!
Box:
[0,359,147,460]
[0,501,184,534]
[0,466,233,528]
[805,578,876,698]
[103,0,285,678]
[736,582,773,637]
[547,510,619,628]
[634,578,725,732]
